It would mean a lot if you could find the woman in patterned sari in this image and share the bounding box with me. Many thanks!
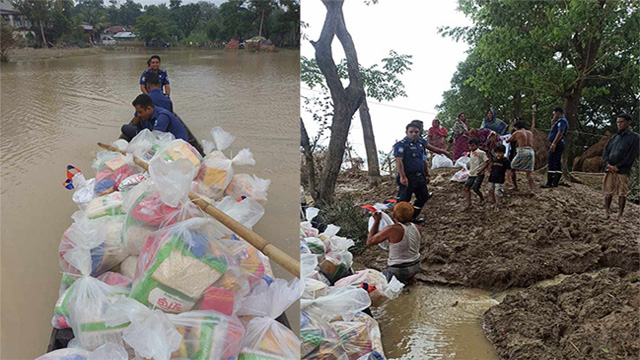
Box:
[452,113,470,160]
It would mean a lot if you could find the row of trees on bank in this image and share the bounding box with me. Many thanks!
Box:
[9,0,299,48]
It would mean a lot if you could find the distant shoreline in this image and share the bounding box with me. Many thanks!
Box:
[6,46,300,62]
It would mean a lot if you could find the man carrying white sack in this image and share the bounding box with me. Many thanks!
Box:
[366,201,421,285]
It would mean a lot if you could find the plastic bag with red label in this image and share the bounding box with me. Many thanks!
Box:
[451,163,470,183]
[121,157,202,256]
[92,150,142,195]
[129,218,233,314]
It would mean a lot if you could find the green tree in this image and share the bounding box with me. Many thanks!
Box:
[302,51,413,182]
[0,20,18,62]
[119,0,142,27]
[178,3,202,39]
[219,0,250,39]
[11,0,54,47]
[134,14,168,46]
[440,0,640,180]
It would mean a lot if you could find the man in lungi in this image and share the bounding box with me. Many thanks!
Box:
[506,119,536,195]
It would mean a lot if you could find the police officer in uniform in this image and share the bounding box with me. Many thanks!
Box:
[140,55,170,96]
[394,122,449,223]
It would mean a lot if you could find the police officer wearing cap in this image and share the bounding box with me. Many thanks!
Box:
[394,122,450,223]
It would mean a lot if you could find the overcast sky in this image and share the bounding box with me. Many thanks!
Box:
[301,0,472,163]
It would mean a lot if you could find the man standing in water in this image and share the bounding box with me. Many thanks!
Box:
[506,119,536,194]
[602,114,639,221]
[366,201,421,285]
[394,123,450,223]
[542,107,568,188]
[140,55,170,96]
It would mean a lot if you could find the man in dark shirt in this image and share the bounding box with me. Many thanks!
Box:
[488,144,511,211]
[143,72,173,113]
[542,107,569,188]
[394,123,430,223]
[602,113,639,221]
[140,55,170,96]
[121,94,188,142]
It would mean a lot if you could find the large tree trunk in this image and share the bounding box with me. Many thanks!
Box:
[311,0,365,205]
[358,98,381,184]
[300,117,317,199]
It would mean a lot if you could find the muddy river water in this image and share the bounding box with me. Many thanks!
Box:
[0,50,300,359]
[374,274,576,359]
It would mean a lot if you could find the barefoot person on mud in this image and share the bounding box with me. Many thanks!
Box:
[602,113,639,221]
[366,201,421,285]
[506,119,536,194]
[462,138,489,211]
[488,144,510,211]
[394,122,449,223]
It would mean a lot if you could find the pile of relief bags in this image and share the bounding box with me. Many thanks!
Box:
[300,208,404,360]
[38,127,302,360]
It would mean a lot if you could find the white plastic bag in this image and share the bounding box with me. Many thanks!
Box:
[195,147,256,201]
[237,278,301,359]
[58,211,127,277]
[130,218,234,313]
[71,173,96,210]
[334,269,404,307]
[104,298,183,360]
[121,158,202,256]
[367,208,393,250]
[35,343,128,360]
[431,154,455,169]
[301,286,371,322]
[451,164,470,183]
[63,234,129,350]
[454,155,470,168]
[126,129,175,161]
[224,174,271,204]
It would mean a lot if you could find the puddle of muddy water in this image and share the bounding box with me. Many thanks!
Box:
[373,285,499,360]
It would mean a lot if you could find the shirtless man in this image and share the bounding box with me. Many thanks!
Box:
[506,119,536,194]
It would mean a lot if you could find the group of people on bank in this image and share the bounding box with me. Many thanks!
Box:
[120,55,189,142]
[368,108,638,285]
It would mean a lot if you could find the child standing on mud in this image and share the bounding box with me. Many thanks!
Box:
[488,144,510,211]
[462,138,489,211]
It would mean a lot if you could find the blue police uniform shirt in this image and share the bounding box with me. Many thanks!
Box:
[140,69,170,86]
[549,116,568,143]
[393,136,425,173]
[147,89,173,113]
[144,107,188,141]
[418,137,428,161]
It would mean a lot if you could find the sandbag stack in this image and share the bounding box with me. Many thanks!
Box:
[300,208,403,360]
[38,128,298,360]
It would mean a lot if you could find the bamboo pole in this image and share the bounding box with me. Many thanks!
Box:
[98,142,301,277]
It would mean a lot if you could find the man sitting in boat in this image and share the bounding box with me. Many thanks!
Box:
[140,55,170,96]
[143,72,173,113]
[121,94,188,142]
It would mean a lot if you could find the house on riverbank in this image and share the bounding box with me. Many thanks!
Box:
[0,0,33,39]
